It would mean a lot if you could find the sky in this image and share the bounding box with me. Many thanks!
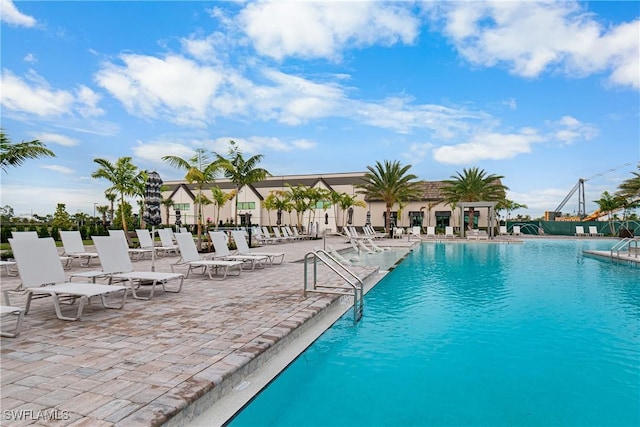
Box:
[1,0,639,220]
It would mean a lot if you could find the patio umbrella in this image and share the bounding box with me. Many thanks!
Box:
[143,171,163,271]
[175,209,181,228]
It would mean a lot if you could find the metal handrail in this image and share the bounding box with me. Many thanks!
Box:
[610,238,639,263]
[304,249,363,323]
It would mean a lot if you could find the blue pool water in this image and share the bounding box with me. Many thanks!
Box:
[229,239,640,427]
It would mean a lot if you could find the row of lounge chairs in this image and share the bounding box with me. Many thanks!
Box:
[252,225,312,244]
[575,226,604,237]
[0,229,285,337]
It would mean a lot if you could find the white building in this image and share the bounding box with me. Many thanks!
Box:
[162,172,496,234]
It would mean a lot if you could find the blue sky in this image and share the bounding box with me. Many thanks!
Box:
[1,0,638,220]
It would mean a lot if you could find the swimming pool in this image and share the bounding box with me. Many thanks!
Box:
[228,239,639,426]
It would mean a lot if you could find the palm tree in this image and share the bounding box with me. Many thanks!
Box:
[215,140,270,226]
[96,205,109,226]
[263,192,279,227]
[210,186,235,229]
[357,160,422,235]
[161,198,174,226]
[594,191,623,235]
[92,157,144,234]
[338,193,366,228]
[287,184,313,228]
[617,164,640,204]
[440,167,508,232]
[496,198,528,223]
[1,130,56,173]
[163,148,219,250]
[306,187,331,228]
[105,192,116,225]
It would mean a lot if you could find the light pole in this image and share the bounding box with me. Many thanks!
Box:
[93,203,98,227]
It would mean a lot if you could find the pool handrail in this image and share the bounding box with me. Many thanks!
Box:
[303,249,364,324]
[610,238,639,263]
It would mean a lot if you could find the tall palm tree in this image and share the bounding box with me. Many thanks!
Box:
[210,186,235,230]
[92,157,144,234]
[163,148,219,250]
[440,167,508,231]
[338,193,366,228]
[287,184,313,228]
[215,140,270,226]
[496,198,528,222]
[161,197,175,226]
[617,163,640,204]
[594,191,623,235]
[96,205,109,226]
[1,130,56,173]
[105,192,116,225]
[357,160,422,235]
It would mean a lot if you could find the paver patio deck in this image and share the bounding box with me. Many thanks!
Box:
[0,234,414,426]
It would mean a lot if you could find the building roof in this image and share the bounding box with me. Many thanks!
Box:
[161,172,493,204]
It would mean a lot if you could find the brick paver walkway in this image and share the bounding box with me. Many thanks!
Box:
[1,234,413,426]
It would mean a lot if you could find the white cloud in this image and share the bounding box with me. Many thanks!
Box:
[41,165,74,174]
[1,0,36,27]
[23,53,37,63]
[433,1,640,89]
[433,127,544,164]
[95,54,225,126]
[546,115,598,145]
[1,69,74,116]
[75,85,104,117]
[401,142,435,165]
[32,132,79,147]
[239,1,419,60]
[132,141,196,166]
[212,136,317,153]
[1,69,105,120]
[354,95,491,137]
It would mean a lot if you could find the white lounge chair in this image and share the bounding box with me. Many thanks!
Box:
[171,233,243,280]
[467,229,489,240]
[0,260,17,276]
[512,225,521,236]
[354,238,374,254]
[109,229,153,260]
[136,229,178,257]
[11,231,39,239]
[59,230,99,267]
[499,226,509,236]
[424,226,435,239]
[209,231,268,270]
[325,245,354,265]
[9,237,128,321]
[252,226,277,245]
[1,305,24,337]
[157,228,180,255]
[290,226,310,240]
[231,230,285,265]
[575,226,587,237]
[273,227,295,242]
[261,227,282,243]
[444,226,455,239]
[392,228,404,239]
[92,236,184,300]
[588,226,603,237]
[12,231,72,268]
